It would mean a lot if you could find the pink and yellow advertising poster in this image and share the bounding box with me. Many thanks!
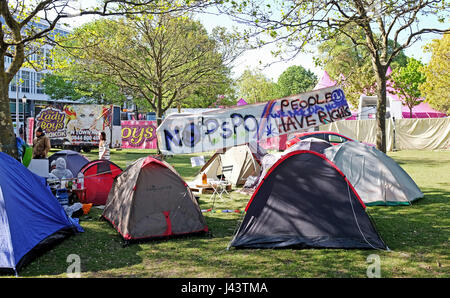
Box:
[26,117,35,146]
[121,120,158,149]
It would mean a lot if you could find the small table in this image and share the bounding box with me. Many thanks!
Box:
[72,188,87,203]
[193,183,213,194]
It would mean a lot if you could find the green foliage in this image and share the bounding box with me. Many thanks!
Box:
[51,14,234,116]
[42,73,128,105]
[276,65,317,97]
[341,64,379,109]
[181,82,237,108]
[391,58,426,117]
[236,68,280,103]
[316,27,368,80]
[42,74,83,101]
[316,27,409,108]
[420,34,450,114]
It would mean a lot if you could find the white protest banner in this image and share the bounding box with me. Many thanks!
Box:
[156,86,351,155]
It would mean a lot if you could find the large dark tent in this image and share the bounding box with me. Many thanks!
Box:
[79,160,123,205]
[242,138,332,192]
[0,152,81,275]
[229,150,387,250]
[101,156,208,242]
[284,137,332,154]
[48,150,90,177]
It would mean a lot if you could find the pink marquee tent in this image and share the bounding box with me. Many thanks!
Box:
[400,102,447,118]
[314,68,447,119]
[236,98,248,106]
[385,66,446,118]
[313,71,337,90]
[314,71,359,120]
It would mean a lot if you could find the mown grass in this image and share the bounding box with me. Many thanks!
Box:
[11,149,450,278]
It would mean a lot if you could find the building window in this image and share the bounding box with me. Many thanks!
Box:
[10,74,18,92]
[36,48,44,66]
[45,49,53,67]
[21,70,30,93]
[36,73,45,94]
[4,56,12,65]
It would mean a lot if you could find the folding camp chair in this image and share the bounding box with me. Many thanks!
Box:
[210,165,232,209]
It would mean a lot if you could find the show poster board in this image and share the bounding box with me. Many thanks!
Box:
[157,86,351,155]
[26,117,34,146]
[35,104,112,146]
[121,120,158,149]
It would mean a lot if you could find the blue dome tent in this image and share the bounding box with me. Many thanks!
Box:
[0,152,82,275]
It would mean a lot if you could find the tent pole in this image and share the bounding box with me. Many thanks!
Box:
[392,117,397,152]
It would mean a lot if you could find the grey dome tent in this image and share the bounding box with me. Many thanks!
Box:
[229,150,387,250]
[324,141,423,206]
[101,156,208,242]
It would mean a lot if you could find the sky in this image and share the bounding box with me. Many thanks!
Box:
[194,11,322,81]
[195,7,447,82]
[63,10,323,81]
[61,1,447,83]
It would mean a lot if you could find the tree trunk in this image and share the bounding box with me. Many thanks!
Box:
[156,92,163,156]
[0,15,25,160]
[374,68,387,153]
[0,83,18,159]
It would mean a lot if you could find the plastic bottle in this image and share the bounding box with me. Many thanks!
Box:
[77,172,84,189]
[202,172,207,185]
[56,188,69,206]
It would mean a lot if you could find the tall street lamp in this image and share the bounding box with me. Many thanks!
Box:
[15,78,19,135]
[22,95,27,141]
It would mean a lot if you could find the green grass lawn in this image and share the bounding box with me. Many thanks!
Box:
[14,149,450,278]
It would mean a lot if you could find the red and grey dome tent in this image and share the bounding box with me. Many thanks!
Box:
[79,160,123,205]
[228,150,387,250]
[101,156,208,242]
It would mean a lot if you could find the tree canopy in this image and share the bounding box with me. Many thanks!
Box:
[276,65,317,97]
[316,27,409,107]
[420,34,450,114]
[391,57,427,118]
[216,0,450,152]
[52,13,235,123]
[236,68,279,103]
[0,0,220,158]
